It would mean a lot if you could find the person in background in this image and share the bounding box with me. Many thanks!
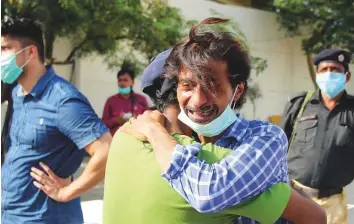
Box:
[102,68,149,135]
[280,49,353,224]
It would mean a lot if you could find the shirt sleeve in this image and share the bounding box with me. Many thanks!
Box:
[102,98,118,129]
[58,95,109,149]
[162,125,289,213]
[279,96,304,141]
[139,95,149,112]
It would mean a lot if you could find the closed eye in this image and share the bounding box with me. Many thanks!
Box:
[179,82,192,91]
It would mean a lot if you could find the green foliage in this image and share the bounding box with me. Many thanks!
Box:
[273,0,354,54]
[2,0,188,74]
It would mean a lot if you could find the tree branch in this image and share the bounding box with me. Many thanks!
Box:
[306,54,317,89]
[65,39,88,62]
[63,34,129,63]
[51,60,74,65]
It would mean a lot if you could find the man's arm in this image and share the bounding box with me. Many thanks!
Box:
[123,111,288,213]
[140,96,149,112]
[279,101,297,141]
[32,95,111,202]
[62,132,111,201]
[282,189,326,224]
[102,98,119,129]
[279,93,306,141]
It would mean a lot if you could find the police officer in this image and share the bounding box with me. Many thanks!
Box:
[280,49,353,224]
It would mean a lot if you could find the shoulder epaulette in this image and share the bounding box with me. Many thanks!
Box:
[287,91,307,103]
[346,93,354,99]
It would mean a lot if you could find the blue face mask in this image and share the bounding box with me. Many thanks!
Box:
[1,47,31,84]
[178,87,238,137]
[118,86,132,95]
[316,72,346,99]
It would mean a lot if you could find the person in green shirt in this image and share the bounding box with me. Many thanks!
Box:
[104,43,325,224]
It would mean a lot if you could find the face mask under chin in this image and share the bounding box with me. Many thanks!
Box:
[177,86,239,137]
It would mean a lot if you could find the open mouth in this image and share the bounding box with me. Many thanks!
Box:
[187,108,216,124]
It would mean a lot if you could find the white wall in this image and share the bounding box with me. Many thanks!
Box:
[52,38,74,81]
[74,54,149,117]
[38,1,354,120]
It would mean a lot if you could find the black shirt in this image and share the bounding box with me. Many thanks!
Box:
[1,81,15,166]
[280,89,354,190]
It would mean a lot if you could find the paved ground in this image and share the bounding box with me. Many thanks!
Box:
[347,181,354,222]
[76,159,354,224]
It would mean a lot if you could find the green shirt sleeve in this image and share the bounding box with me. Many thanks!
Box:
[174,134,291,224]
[228,182,291,224]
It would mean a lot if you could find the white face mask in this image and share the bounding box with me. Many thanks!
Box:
[178,86,238,137]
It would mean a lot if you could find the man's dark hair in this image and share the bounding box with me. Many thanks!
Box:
[1,17,45,63]
[164,17,251,109]
[154,80,178,112]
[117,68,135,80]
[144,83,179,112]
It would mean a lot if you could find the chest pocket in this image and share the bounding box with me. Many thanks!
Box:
[337,123,354,150]
[22,122,59,151]
[33,124,49,150]
[18,123,48,150]
[296,118,318,143]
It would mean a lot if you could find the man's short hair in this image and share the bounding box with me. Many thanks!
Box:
[164,17,251,109]
[1,17,45,63]
[154,81,178,112]
[117,68,135,80]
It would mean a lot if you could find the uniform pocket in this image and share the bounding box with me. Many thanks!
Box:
[297,119,318,143]
[337,123,354,149]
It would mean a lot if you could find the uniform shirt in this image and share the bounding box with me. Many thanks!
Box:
[102,92,148,135]
[162,114,290,214]
[1,66,109,224]
[280,90,354,189]
[104,131,291,224]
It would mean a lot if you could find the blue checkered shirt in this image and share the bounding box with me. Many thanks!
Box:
[162,114,291,223]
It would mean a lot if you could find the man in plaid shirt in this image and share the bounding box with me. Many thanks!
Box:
[122,18,325,223]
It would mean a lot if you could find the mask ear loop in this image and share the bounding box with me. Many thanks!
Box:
[16,46,32,68]
[229,84,239,110]
[20,57,31,69]
[15,46,31,56]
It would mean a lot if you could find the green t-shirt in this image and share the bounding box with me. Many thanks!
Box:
[103,132,291,224]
